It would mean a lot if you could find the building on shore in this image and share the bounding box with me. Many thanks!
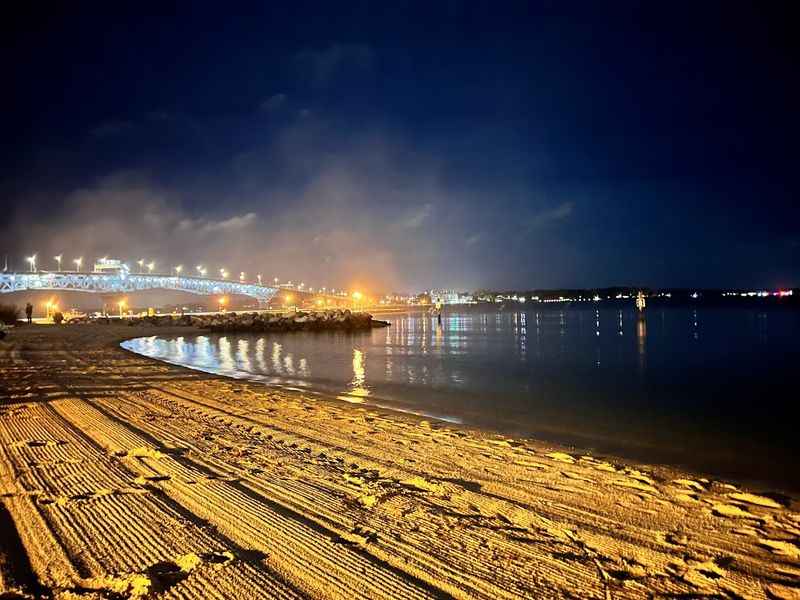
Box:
[429,289,474,305]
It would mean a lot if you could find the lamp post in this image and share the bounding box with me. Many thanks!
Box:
[118,299,127,317]
[54,255,62,271]
[138,259,145,273]
[257,274,262,285]
[147,262,155,274]
[220,269,228,279]
[26,254,37,272]
[239,271,246,283]
[218,296,227,312]
[174,265,183,277]
[74,257,82,272]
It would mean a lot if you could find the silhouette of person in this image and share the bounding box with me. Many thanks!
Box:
[25,302,33,325]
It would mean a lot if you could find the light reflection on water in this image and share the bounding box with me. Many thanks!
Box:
[121,305,800,489]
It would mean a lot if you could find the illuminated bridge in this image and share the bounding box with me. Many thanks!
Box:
[0,272,278,304]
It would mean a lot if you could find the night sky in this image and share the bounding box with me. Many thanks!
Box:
[2,2,798,292]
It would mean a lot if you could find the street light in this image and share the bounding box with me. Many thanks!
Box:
[26,254,37,272]
[54,255,62,271]
[137,259,145,273]
[174,265,183,277]
[218,296,227,312]
[257,274,262,285]
[74,257,82,272]
[239,271,246,283]
[118,299,127,317]
[352,291,363,310]
[220,269,228,279]
[274,277,279,284]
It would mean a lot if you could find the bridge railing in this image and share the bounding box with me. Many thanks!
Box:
[0,272,277,302]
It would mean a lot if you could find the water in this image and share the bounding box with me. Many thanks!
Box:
[121,304,800,490]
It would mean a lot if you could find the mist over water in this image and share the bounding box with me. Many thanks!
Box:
[122,304,800,490]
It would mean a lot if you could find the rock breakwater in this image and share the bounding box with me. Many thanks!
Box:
[67,309,389,333]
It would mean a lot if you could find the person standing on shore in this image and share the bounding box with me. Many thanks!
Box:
[25,302,33,324]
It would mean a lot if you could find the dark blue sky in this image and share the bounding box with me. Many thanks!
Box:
[2,2,798,291]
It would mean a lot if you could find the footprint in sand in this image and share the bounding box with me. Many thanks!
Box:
[658,531,688,546]
[21,439,67,448]
[759,538,800,559]
[728,492,785,509]
[561,471,594,483]
[711,502,762,520]
[672,478,706,492]
[134,474,171,485]
[545,452,575,464]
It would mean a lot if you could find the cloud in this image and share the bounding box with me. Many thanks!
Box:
[294,43,374,87]
[260,93,287,112]
[401,203,433,229]
[465,232,483,247]
[1,120,520,291]
[178,212,257,235]
[527,201,574,230]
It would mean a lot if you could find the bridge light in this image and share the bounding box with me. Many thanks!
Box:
[26,254,37,272]
[274,277,279,284]
[74,257,82,272]
[257,274,262,285]
[174,265,183,276]
[147,262,155,273]
[137,259,145,273]
[220,269,228,279]
[54,255,62,271]
[240,271,245,282]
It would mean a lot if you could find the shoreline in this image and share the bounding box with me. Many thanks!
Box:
[1,325,798,598]
[121,328,799,496]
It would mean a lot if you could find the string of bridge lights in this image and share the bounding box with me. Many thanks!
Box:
[18,253,356,298]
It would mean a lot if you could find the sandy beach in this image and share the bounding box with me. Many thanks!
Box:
[1,325,798,599]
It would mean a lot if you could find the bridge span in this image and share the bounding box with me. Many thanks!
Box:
[0,272,278,303]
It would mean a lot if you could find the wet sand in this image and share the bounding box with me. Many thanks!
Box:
[1,325,798,599]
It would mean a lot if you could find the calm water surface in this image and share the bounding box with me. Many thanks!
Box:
[121,304,800,490]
